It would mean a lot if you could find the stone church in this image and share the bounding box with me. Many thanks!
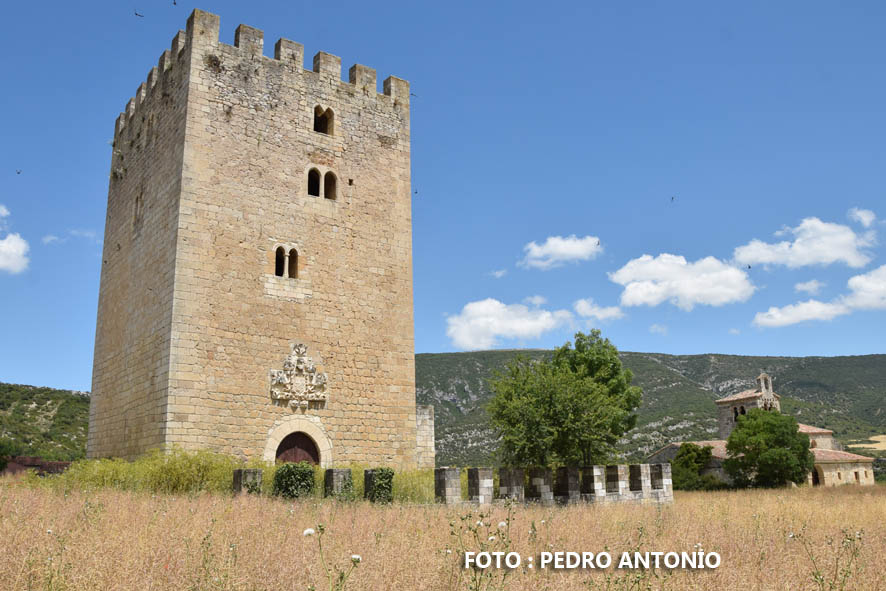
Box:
[87,9,435,469]
[647,373,875,486]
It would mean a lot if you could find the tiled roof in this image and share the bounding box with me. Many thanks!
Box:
[798,423,833,435]
[715,389,762,403]
[684,440,729,459]
[812,449,874,463]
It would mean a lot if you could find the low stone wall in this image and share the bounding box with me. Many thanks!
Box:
[434,464,673,506]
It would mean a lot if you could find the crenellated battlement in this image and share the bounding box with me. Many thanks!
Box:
[114,8,408,139]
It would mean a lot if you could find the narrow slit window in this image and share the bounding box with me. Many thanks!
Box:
[308,169,321,196]
[313,106,334,135]
[288,249,298,279]
[274,247,285,277]
[324,172,337,200]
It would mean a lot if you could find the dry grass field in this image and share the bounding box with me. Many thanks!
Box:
[1,480,884,591]
[852,435,886,451]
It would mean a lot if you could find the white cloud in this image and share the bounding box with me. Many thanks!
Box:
[843,264,886,310]
[754,264,886,328]
[0,205,9,218]
[649,323,668,335]
[519,234,602,270]
[446,298,572,350]
[573,298,624,321]
[490,269,507,279]
[70,229,101,244]
[733,217,874,269]
[729,328,741,335]
[42,234,61,245]
[0,232,30,274]
[753,300,850,327]
[848,207,876,229]
[794,279,824,295]
[523,295,547,306]
[609,253,755,311]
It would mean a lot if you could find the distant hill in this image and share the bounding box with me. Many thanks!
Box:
[0,382,89,461]
[416,351,886,466]
[3,351,885,465]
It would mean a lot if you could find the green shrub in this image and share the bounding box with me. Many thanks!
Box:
[272,462,316,499]
[365,467,394,503]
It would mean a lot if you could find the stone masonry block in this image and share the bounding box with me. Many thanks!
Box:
[468,467,494,505]
[435,467,461,505]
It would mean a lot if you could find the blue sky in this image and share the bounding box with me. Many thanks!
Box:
[1,1,885,391]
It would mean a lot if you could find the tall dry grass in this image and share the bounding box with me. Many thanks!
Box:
[1,480,884,590]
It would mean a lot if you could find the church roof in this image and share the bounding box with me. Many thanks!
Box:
[812,449,874,463]
[798,423,833,435]
[715,389,764,403]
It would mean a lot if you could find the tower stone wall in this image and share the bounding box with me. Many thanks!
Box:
[88,9,429,469]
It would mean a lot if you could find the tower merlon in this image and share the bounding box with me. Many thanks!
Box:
[135,82,148,109]
[313,51,341,78]
[274,38,303,66]
[234,24,264,55]
[171,30,187,57]
[349,64,377,92]
[186,8,220,47]
[383,76,409,100]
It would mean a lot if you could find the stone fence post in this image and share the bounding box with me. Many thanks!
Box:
[435,467,461,504]
[555,467,580,504]
[527,467,554,505]
[468,468,493,505]
[232,468,262,495]
[324,468,353,498]
[498,468,524,501]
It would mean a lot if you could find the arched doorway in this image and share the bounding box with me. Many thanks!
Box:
[276,432,320,464]
[812,466,822,486]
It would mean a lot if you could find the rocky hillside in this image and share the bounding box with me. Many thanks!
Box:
[416,351,886,465]
[0,382,89,461]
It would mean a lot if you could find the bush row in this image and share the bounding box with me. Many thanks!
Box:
[17,447,437,502]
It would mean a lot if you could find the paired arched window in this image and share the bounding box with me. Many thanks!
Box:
[274,247,299,279]
[307,169,338,200]
[313,106,334,135]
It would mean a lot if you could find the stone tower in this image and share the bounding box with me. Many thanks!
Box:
[714,372,780,439]
[88,9,434,468]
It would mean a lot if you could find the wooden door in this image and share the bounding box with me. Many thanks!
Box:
[275,432,320,465]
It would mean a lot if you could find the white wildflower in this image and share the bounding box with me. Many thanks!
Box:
[488,536,496,542]
[303,528,316,537]
[351,554,362,564]
[498,521,507,528]
[476,520,483,527]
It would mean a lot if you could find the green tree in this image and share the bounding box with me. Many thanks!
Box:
[724,408,814,488]
[671,443,727,490]
[0,438,20,472]
[487,330,642,466]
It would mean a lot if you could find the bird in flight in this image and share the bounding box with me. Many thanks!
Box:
[670,196,676,203]
[16,169,21,175]
[135,10,145,17]
[746,265,752,270]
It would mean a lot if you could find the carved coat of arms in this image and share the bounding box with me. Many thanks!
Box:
[270,343,328,409]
